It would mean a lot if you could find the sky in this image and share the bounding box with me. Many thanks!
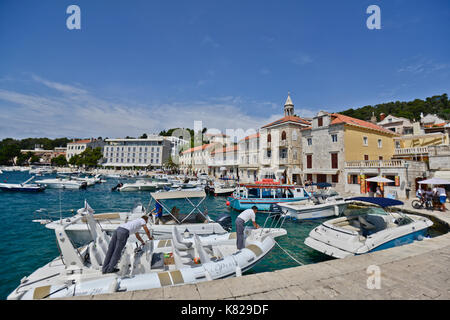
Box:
[0,0,449,140]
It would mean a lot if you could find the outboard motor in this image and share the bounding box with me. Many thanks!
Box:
[269,204,284,219]
[216,214,232,232]
[111,182,123,191]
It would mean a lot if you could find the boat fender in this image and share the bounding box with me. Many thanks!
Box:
[235,266,242,277]
[417,235,424,241]
[226,201,230,206]
[107,278,119,293]
[334,205,339,216]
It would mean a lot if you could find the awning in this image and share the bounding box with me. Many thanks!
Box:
[418,177,450,185]
[151,190,206,200]
[433,171,450,180]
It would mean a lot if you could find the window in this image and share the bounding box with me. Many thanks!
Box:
[331,134,337,142]
[266,150,271,158]
[363,136,368,146]
[281,131,287,140]
[364,155,369,160]
[379,156,383,160]
[293,150,298,160]
[331,153,338,169]
[307,174,313,181]
[395,141,401,148]
[378,139,382,148]
[292,130,298,141]
[307,138,312,146]
[318,117,323,127]
[306,154,312,169]
[267,134,271,143]
[332,174,339,183]
[348,174,359,184]
[280,148,288,159]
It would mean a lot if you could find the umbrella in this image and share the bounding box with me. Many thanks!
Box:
[418,177,450,185]
[365,176,394,183]
[219,167,227,171]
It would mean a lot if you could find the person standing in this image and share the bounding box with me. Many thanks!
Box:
[235,206,260,250]
[102,215,152,274]
[436,185,448,212]
[151,200,163,224]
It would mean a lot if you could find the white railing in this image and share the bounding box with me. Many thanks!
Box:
[394,146,429,155]
[345,160,406,168]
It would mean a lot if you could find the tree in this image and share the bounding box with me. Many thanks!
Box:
[30,155,41,164]
[140,133,148,139]
[51,155,68,167]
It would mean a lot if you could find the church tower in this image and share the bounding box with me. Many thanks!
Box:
[284,92,294,116]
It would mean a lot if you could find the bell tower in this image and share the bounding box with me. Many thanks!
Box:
[284,92,294,116]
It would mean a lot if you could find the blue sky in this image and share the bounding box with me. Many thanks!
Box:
[1,0,449,139]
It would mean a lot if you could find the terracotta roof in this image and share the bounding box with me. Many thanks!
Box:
[211,145,239,155]
[181,143,215,155]
[262,115,311,128]
[240,132,260,141]
[330,113,397,135]
[68,139,92,144]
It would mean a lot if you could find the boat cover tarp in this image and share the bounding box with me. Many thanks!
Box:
[151,190,206,200]
[346,197,404,208]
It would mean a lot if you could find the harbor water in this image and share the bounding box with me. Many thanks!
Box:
[0,171,442,299]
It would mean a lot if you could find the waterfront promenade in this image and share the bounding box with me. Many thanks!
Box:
[62,203,450,300]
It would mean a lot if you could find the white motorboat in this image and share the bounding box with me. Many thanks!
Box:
[71,174,101,186]
[29,167,56,175]
[8,206,286,300]
[114,180,158,192]
[275,196,348,220]
[304,197,433,258]
[0,176,45,192]
[34,178,87,189]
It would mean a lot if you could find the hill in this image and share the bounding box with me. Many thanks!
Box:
[339,93,450,122]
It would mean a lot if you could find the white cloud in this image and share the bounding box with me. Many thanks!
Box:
[0,75,288,139]
[292,53,313,66]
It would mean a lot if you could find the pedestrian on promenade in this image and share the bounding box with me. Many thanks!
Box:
[436,185,448,212]
[102,216,152,274]
[235,206,260,250]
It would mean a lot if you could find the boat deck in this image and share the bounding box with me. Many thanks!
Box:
[55,202,450,300]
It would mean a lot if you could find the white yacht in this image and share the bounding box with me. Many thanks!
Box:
[304,197,433,258]
[8,206,286,300]
[115,180,158,192]
[276,195,348,220]
[34,177,87,189]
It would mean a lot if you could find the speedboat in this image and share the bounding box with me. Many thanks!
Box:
[8,206,286,300]
[304,197,433,258]
[276,196,348,220]
[71,174,101,186]
[0,177,45,192]
[115,180,158,192]
[205,178,236,197]
[227,180,310,211]
[34,178,87,189]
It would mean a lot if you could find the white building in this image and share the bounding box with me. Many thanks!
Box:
[102,137,171,169]
[238,132,260,183]
[66,138,104,162]
[164,136,189,159]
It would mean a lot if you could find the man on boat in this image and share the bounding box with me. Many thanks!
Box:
[235,206,260,250]
[102,216,153,274]
[151,200,163,224]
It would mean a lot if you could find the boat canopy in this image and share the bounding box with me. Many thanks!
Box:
[150,190,206,200]
[346,197,404,208]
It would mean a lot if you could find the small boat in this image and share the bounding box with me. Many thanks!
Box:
[276,196,348,220]
[304,197,433,258]
[114,181,158,192]
[205,178,236,197]
[227,180,310,211]
[71,174,101,186]
[0,177,45,192]
[34,178,87,189]
[8,206,286,300]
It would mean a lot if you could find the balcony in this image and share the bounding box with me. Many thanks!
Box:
[345,160,406,168]
[394,147,429,156]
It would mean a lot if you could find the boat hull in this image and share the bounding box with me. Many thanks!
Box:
[227,196,308,211]
[279,202,348,220]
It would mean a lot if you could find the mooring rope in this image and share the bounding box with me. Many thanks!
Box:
[274,241,304,266]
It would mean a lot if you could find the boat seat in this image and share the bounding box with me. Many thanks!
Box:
[171,244,193,269]
[171,227,193,251]
[358,216,375,230]
[150,252,165,270]
[193,233,211,264]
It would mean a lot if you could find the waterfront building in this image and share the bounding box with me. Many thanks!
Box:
[163,136,189,159]
[238,132,260,183]
[20,145,67,165]
[209,145,239,179]
[66,138,105,162]
[302,111,397,193]
[102,137,171,169]
[179,143,217,174]
[259,94,310,184]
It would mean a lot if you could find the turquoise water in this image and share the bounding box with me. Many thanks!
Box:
[0,171,363,299]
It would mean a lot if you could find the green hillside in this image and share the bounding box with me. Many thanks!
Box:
[339,93,450,122]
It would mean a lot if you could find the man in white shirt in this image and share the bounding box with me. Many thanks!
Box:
[102,215,152,274]
[235,206,260,250]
